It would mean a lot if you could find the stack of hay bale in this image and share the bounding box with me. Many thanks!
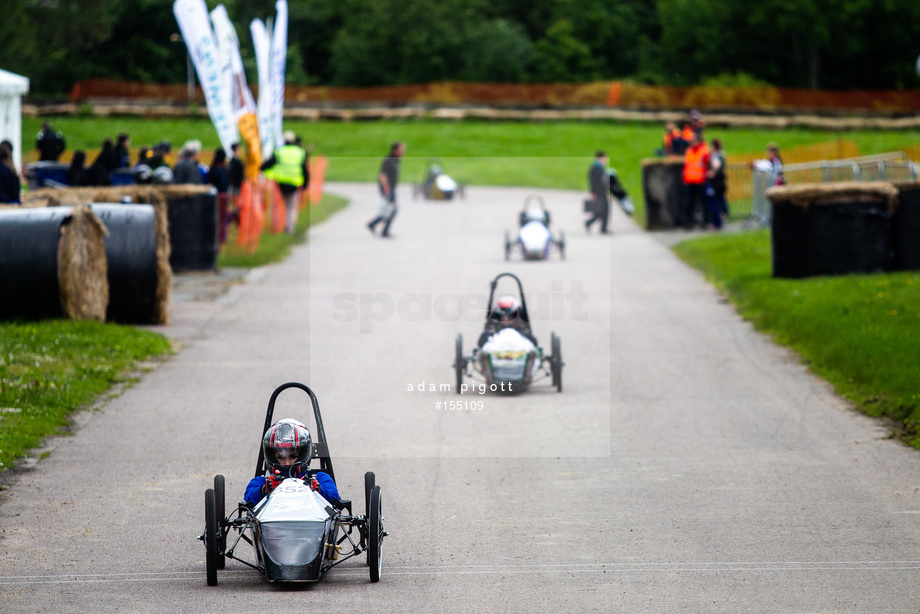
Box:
[766,182,920,278]
[641,157,685,229]
[0,184,217,324]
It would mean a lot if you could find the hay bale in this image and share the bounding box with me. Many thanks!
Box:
[58,205,108,321]
[891,180,920,271]
[90,204,159,324]
[0,207,71,320]
[23,185,218,324]
[767,182,897,278]
[641,157,685,229]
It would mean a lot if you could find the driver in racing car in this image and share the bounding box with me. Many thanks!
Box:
[477,296,537,347]
[244,419,340,506]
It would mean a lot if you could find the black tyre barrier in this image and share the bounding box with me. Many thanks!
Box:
[167,192,218,272]
[0,207,71,320]
[767,183,898,279]
[641,158,684,229]
[90,204,159,324]
[892,182,920,271]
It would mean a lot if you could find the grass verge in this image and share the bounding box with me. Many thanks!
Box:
[0,320,173,472]
[674,230,920,448]
[217,194,348,267]
[22,116,920,225]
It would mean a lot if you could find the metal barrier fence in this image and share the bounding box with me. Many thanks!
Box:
[746,152,919,226]
[725,140,861,218]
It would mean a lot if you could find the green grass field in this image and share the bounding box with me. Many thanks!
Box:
[6,116,920,467]
[0,321,172,472]
[674,231,920,448]
[23,116,920,224]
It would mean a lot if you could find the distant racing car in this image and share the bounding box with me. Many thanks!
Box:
[413,158,465,201]
[504,195,565,260]
[453,273,563,394]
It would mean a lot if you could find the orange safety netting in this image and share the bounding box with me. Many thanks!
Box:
[236,179,264,252]
[304,156,328,208]
[267,180,286,234]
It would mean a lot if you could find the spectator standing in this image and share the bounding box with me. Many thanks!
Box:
[114,133,131,168]
[36,122,66,162]
[87,139,118,186]
[134,147,150,169]
[708,138,728,220]
[67,150,88,187]
[585,150,611,234]
[766,142,785,186]
[228,142,244,195]
[173,140,203,185]
[367,141,405,238]
[682,131,711,228]
[662,122,686,155]
[0,144,21,204]
[261,131,309,234]
[146,141,172,171]
[207,148,231,243]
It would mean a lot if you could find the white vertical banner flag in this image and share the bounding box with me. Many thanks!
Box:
[270,0,288,151]
[251,18,275,157]
[209,4,241,145]
[173,0,236,152]
[211,5,256,116]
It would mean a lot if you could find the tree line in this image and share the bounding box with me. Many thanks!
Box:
[3,0,920,96]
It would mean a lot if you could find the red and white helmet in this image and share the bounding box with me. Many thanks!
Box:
[262,419,313,477]
[495,296,521,323]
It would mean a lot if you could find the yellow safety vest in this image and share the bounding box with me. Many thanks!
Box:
[265,145,305,186]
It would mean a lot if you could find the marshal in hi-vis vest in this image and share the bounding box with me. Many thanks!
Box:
[264,145,305,186]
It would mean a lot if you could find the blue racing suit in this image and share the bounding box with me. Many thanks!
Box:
[245,470,340,506]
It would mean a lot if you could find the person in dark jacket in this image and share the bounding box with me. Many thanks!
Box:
[114,133,131,168]
[86,139,118,186]
[366,141,405,237]
[36,123,66,162]
[244,419,340,507]
[67,150,89,187]
[0,144,21,204]
[228,142,244,194]
[586,151,611,234]
[173,140,203,185]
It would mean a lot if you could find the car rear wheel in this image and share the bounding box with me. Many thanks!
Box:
[368,485,383,582]
[551,333,563,392]
[454,334,464,393]
[504,232,511,261]
[205,488,218,586]
[213,475,226,569]
[558,230,565,260]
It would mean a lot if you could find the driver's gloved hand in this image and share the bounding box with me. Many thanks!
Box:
[262,471,283,496]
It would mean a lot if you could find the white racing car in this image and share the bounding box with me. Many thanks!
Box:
[453,273,563,394]
[199,382,387,586]
[505,195,565,260]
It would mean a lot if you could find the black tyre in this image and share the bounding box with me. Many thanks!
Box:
[552,333,563,392]
[504,231,511,261]
[364,471,376,519]
[558,230,565,260]
[368,485,383,582]
[454,334,464,393]
[205,488,218,586]
[213,475,226,569]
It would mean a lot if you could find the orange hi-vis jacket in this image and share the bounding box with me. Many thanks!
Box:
[683,143,711,184]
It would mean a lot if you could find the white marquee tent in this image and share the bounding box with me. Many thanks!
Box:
[0,68,30,172]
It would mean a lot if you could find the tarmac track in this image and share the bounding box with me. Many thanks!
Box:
[2,182,920,612]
